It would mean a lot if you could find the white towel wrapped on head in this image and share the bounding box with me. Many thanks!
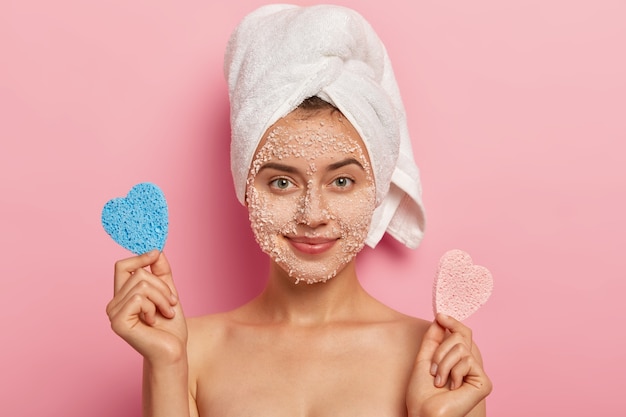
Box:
[224,4,425,249]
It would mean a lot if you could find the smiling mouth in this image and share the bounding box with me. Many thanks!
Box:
[286,236,338,255]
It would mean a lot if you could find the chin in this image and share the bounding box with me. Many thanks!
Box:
[294,274,335,285]
[278,254,355,285]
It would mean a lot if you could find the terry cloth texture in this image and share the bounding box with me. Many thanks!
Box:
[225,4,425,248]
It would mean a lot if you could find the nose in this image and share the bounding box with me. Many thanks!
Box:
[296,183,330,227]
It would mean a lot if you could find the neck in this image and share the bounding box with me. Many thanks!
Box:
[255,259,371,326]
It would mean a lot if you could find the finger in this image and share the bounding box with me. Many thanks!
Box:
[132,278,176,319]
[108,272,176,321]
[436,313,472,343]
[149,251,171,276]
[113,250,160,293]
[149,252,178,298]
[449,355,471,390]
[136,293,159,325]
[109,292,158,335]
[415,319,446,364]
[435,366,492,417]
[430,314,473,365]
[431,331,470,367]
[433,343,469,388]
[449,356,492,404]
[115,266,177,306]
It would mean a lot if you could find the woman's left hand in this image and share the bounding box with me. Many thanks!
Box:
[406,314,492,417]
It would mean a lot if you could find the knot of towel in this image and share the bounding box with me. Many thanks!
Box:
[224,4,425,249]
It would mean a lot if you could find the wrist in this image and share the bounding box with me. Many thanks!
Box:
[143,352,190,417]
[145,341,188,369]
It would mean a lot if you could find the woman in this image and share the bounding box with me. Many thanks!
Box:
[106,5,492,416]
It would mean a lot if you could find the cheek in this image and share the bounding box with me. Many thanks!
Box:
[246,186,298,238]
[328,186,376,242]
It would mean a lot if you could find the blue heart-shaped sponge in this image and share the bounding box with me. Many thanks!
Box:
[101,182,168,255]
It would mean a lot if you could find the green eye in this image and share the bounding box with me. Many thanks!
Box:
[272,178,292,189]
[334,177,353,187]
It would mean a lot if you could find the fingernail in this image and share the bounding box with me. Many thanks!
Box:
[430,363,438,376]
[435,374,442,387]
[170,307,176,317]
[170,293,178,303]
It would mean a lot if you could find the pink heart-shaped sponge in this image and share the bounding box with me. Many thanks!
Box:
[433,249,493,321]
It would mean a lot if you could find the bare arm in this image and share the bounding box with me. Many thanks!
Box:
[107,250,195,416]
[143,356,191,417]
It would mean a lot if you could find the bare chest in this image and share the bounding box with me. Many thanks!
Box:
[193,324,419,417]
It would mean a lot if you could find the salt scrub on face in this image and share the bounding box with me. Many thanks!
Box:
[246,110,376,284]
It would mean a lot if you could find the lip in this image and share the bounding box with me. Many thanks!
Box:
[286,236,338,255]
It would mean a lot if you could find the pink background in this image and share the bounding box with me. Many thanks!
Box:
[1,0,625,415]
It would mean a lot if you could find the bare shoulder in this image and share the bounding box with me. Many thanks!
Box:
[186,312,230,340]
[185,304,264,366]
[396,313,432,339]
[185,309,243,403]
[186,310,237,360]
[375,307,432,352]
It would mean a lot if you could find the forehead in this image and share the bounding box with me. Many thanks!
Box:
[251,108,371,168]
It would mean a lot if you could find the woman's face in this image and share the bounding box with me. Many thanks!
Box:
[246,108,376,284]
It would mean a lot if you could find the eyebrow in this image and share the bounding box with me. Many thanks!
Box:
[258,158,364,174]
[257,162,298,174]
[326,158,364,172]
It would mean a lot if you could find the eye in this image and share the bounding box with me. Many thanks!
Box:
[270,178,294,190]
[332,177,354,188]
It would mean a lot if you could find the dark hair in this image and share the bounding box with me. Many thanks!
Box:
[296,96,341,117]
[299,96,335,109]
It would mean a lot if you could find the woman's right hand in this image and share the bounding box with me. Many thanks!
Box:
[106,250,188,365]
